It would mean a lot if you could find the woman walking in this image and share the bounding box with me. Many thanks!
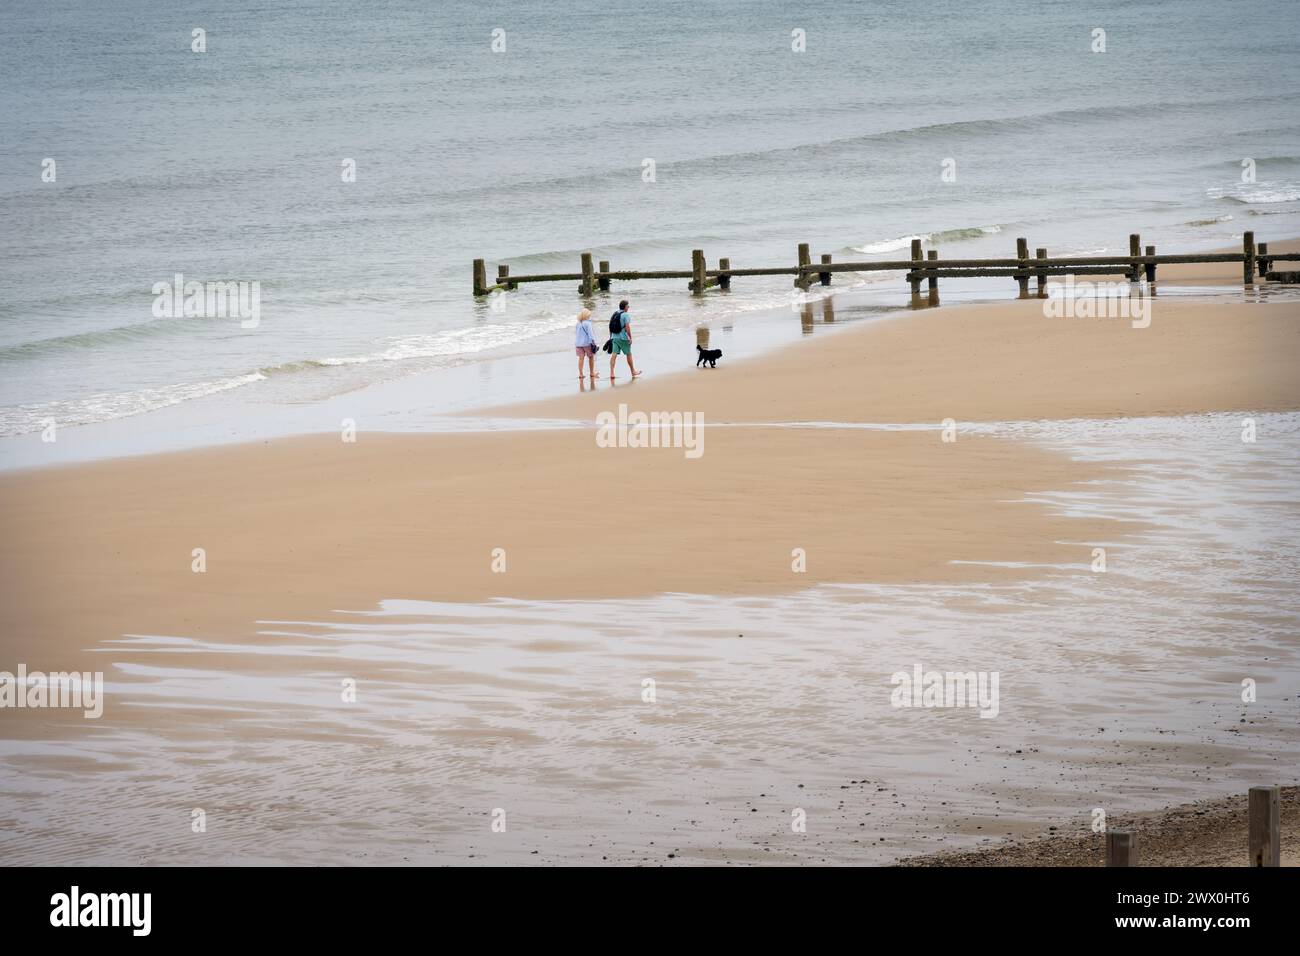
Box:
[574,308,600,380]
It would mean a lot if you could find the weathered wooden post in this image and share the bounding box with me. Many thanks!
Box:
[580,252,595,296]
[1106,830,1137,867]
[1145,245,1157,296]
[819,253,833,287]
[718,257,731,290]
[926,249,939,306]
[1016,238,1030,299]
[796,243,812,290]
[1257,241,1268,278]
[691,249,707,294]
[1243,231,1255,287]
[696,326,710,349]
[473,258,488,296]
[598,260,610,292]
[1249,785,1281,866]
[1035,247,1048,299]
[822,298,835,323]
[1129,234,1142,285]
[909,238,923,306]
[497,264,513,291]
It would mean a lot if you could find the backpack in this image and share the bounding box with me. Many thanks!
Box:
[608,310,625,334]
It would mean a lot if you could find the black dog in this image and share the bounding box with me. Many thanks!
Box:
[696,344,722,368]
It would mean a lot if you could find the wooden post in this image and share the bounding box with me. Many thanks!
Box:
[1243,231,1255,287]
[691,249,706,295]
[822,298,835,323]
[926,249,939,306]
[1106,830,1137,867]
[497,264,512,291]
[1016,238,1029,299]
[580,252,594,296]
[909,238,923,305]
[796,243,812,290]
[473,259,488,296]
[819,253,832,287]
[1035,248,1048,299]
[1129,234,1142,284]
[718,257,731,290]
[1248,785,1281,867]
[1145,245,1156,296]
[598,260,610,292]
[695,326,710,349]
[1257,241,1268,278]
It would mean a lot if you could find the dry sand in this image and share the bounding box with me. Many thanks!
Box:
[0,427,1116,677]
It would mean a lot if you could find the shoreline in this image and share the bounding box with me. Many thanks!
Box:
[3,239,1297,474]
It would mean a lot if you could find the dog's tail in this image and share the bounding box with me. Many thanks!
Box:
[696,344,704,352]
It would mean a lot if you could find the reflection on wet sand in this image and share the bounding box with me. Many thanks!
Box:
[1,413,1296,865]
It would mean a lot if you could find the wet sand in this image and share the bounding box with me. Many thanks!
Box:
[899,787,1299,866]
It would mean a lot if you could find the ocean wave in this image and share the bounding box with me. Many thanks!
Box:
[244,310,578,378]
[0,317,196,364]
[233,95,1273,222]
[1208,183,1300,205]
[470,95,1268,202]
[1185,215,1234,226]
[0,308,599,435]
[1,372,267,438]
[504,235,730,268]
[849,224,1001,255]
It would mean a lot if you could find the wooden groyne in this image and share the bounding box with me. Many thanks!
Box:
[474,232,1298,304]
[1106,784,1283,867]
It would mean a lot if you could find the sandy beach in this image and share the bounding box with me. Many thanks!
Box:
[490,296,1300,425]
[2,255,1299,865]
[6,271,1299,674]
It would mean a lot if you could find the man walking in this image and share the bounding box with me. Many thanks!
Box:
[608,299,641,380]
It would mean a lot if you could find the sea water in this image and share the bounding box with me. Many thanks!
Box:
[2,0,1299,444]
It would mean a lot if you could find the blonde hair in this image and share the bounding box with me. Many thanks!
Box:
[577,309,592,322]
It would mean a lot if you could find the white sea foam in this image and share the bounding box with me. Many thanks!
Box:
[850,226,1002,255]
[0,372,269,438]
[1208,183,1300,204]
